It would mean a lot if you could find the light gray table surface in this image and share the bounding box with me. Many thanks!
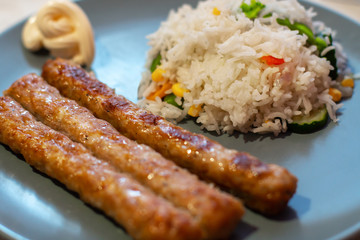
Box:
[0,0,359,34]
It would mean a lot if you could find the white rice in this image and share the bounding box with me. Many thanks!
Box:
[138,0,349,135]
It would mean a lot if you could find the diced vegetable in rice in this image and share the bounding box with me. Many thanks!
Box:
[138,0,354,135]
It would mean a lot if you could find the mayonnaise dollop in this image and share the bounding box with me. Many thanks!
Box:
[22,0,95,66]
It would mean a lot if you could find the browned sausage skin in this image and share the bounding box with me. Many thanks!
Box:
[5,73,244,239]
[0,96,202,240]
[42,58,297,215]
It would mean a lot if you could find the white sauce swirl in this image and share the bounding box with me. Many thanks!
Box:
[22,0,95,66]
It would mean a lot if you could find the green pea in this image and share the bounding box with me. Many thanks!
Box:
[163,93,182,109]
[150,54,162,73]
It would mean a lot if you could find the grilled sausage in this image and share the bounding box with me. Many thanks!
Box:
[0,96,202,240]
[5,73,244,239]
[42,58,297,215]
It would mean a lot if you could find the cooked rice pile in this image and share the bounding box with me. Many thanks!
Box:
[138,0,350,135]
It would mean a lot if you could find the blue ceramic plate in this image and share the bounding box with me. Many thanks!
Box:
[0,0,359,239]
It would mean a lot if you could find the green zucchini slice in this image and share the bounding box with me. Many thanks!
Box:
[288,107,328,134]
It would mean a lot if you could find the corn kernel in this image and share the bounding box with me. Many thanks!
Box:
[188,104,202,117]
[341,78,354,88]
[213,7,221,16]
[172,83,188,97]
[329,87,342,102]
[151,67,166,82]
